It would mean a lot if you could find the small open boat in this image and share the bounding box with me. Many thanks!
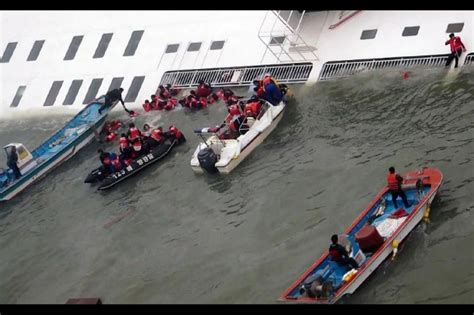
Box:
[279,167,443,304]
[0,97,116,201]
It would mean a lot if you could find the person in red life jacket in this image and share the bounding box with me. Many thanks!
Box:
[223,105,244,137]
[150,94,159,110]
[142,100,152,112]
[110,154,123,172]
[329,234,359,270]
[196,79,213,98]
[127,122,142,143]
[98,149,114,175]
[142,124,152,140]
[225,95,239,107]
[105,130,117,142]
[216,88,226,101]
[158,85,171,99]
[252,80,265,98]
[165,84,179,96]
[164,98,176,110]
[168,125,186,144]
[445,33,467,68]
[145,128,164,150]
[131,138,145,157]
[244,97,262,119]
[208,92,220,104]
[199,96,208,108]
[387,166,410,209]
[186,92,199,109]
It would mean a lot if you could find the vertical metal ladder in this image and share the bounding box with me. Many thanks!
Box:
[257,10,319,64]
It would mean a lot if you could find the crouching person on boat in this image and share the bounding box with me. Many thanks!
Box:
[168,125,186,144]
[329,234,359,270]
[144,128,164,151]
[262,74,284,105]
[387,166,410,209]
[98,149,114,175]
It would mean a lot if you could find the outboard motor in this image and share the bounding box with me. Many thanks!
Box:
[197,147,218,174]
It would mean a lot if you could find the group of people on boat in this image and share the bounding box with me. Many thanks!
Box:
[142,84,180,112]
[97,122,185,176]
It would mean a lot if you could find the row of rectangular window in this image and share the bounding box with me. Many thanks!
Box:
[10,76,145,108]
[1,33,226,63]
[360,22,464,40]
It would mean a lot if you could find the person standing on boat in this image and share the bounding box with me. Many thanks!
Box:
[98,88,131,115]
[387,166,410,209]
[7,146,22,179]
[329,234,358,270]
[445,33,467,68]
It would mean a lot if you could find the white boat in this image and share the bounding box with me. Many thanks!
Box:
[190,99,286,174]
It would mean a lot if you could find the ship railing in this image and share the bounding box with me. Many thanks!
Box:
[160,63,313,88]
[318,54,451,81]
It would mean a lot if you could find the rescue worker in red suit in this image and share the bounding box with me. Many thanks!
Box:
[387,166,410,208]
[168,125,186,144]
[445,33,467,68]
[329,234,359,270]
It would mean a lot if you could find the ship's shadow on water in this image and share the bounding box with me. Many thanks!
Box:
[0,69,473,303]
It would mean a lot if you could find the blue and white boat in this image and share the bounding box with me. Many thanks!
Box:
[0,97,117,201]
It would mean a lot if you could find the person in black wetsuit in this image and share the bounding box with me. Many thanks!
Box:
[98,88,131,114]
[7,146,22,179]
[329,234,358,270]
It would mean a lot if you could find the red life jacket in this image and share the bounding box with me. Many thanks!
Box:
[119,137,129,149]
[169,126,183,139]
[106,133,117,142]
[143,102,151,112]
[449,37,464,53]
[128,127,141,141]
[216,90,225,100]
[111,157,122,171]
[164,100,174,110]
[387,173,399,191]
[200,97,208,108]
[151,129,163,142]
[132,139,142,152]
[103,156,111,165]
[329,247,342,262]
[197,84,212,98]
[225,114,239,132]
[256,86,265,98]
[244,102,261,118]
